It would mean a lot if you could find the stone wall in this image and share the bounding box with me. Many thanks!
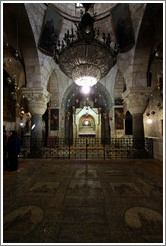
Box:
[144,96,163,138]
[23,3,147,91]
[3,3,163,155]
[148,138,163,161]
[24,3,56,88]
[3,121,16,133]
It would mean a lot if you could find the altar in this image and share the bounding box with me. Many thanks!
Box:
[79,133,96,137]
[73,106,101,139]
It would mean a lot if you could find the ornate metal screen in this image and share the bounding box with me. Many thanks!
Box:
[19,137,153,160]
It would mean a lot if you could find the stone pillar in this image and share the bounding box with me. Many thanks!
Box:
[132,113,144,139]
[109,108,113,138]
[97,113,101,139]
[73,112,77,139]
[123,88,151,148]
[59,107,65,138]
[21,88,50,156]
[31,115,43,138]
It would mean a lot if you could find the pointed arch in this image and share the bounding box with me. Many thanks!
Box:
[3,3,42,88]
[114,69,126,101]
[132,3,163,87]
[47,71,59,107]
[61,82,113,114]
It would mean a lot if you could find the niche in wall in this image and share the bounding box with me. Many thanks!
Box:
[125,111,133,135]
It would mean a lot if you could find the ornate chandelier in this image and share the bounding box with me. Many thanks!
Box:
[4,43,21,100]
[54,6,118,89]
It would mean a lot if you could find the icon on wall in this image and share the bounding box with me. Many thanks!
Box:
[115,108,124,129]
[111,3,135,52]
[39,6,63,55]
[50,109,59,130]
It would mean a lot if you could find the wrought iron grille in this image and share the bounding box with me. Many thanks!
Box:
[19,137,153,159]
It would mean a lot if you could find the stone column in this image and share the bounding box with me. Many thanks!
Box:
[21,88,50,156]
[123,88,151,148]
[109,108,114,138]
[97,112,101,139]
[59,107,65,138]
[31,115,43,138]
[73,112,77,139]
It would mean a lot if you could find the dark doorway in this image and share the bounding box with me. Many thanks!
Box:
[65,113,73,144]
[43,108,48,145]
[101,114,110,143]
[125,111,133,135]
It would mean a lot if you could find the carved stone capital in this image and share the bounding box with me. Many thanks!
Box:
[21,88,50,115]
[122,87,152,114]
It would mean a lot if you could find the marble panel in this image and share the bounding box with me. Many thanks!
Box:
[26,181,60,197]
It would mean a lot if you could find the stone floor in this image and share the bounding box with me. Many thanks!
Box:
[3,158,163,244]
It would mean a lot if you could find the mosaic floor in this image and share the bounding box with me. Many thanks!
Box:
[3,159,163,243]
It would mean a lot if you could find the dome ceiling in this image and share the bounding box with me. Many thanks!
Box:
[51,3,117,19]
[49,3,117,42]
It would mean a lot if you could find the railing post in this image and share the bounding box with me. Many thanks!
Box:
[146,137,153,158]
[151,138,154,158]
[104,138,105,159]
[30,137,43,158]
[69,138,70,159]
[86,138,88,159]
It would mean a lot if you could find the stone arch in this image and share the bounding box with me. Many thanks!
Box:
[22,4,43,88]
[61,82,113,114]
[3,47,26,91]
[3,4,42,88]
[96,82,113,113]
[79,115,96,134]
[24,3,60,89]
[60,81,112,139]
[61,83,76,114]
[47,71,59,107]
[132,3,162,87]
[80,115,95,127]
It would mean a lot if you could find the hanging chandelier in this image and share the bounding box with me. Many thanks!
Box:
[4,43,21,100]
[54,6,118,89]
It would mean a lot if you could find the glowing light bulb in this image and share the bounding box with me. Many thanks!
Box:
[147,119,152,124]
[31,124,36,130]
[85,26,90,34]
[82,85,90,94]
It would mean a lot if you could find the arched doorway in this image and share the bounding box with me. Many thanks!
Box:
[79,114,96,137]
[125,111,133,135]
[61,82,112,141]
[65,110,73,142]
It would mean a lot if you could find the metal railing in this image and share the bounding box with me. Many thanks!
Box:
[19,137,153,159]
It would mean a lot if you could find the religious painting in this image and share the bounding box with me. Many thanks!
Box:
[111,3,135,52]
[50,109,59,130]
[115,108,124,129]
[39,6,63,55]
